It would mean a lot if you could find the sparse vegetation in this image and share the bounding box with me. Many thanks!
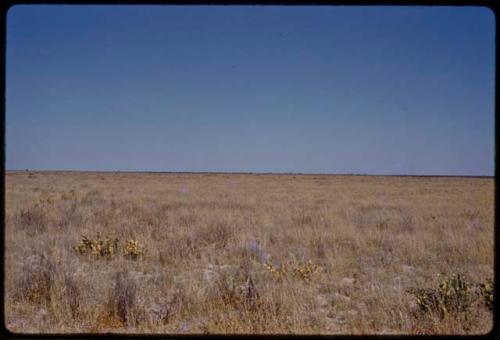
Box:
[4,171,494,334]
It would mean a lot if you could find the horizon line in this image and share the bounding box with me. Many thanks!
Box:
[4,169,494,179]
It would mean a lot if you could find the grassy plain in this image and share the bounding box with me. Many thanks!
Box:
[4,171,494,334]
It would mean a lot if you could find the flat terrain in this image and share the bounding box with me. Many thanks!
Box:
[4,171,494,334]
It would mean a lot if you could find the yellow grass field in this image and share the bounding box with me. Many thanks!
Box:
[4,171,494,334]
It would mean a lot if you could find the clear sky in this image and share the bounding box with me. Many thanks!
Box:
[6,5,495,175]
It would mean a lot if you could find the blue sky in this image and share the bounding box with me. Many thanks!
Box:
[6,5,495,175]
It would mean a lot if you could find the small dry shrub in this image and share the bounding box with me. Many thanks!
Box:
[159,235,201,265]
[80,190,103,206]
[478,279,494,311]
[177,211,197,227]
[293,260,323,282]
[203,267,287,333]
[18,253,55,304]
[57,200,83,229]
[210,267,260,312]
[400,214,415,233]
[308,234,332,260]
[17,204,47,236]
[93,204,118,227]
[107,271,138,326]
[163,289,190,323]
[199,221,233,249]
[123,239,144,259]
[353,205,403,230]
[263,259,322,283]
[63,273,80,318]
[262,261,287,282]
[93,311,126,331]
[247,239,271,263]
[291,206,316,227]
[38,191,54,205]
[60,189,77,201]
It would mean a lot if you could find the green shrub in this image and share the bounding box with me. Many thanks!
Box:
[410,273,494,318]
[478,278,494,311]
[73,233,144,260]
[73,233,119,259]
[122,239,144,260]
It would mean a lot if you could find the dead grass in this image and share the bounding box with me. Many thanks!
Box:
[4,171,494,334]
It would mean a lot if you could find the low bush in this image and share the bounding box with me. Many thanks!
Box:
[18,254,55,304]
[73,233,119,259]
[123,239,144,259]
[410,273,494,318]
[263,259,322,283]
[73,233,144,260]
[478,278,494,311]
[17,204,47,236]
[107,271,138,326]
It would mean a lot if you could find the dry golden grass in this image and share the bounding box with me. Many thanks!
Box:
[4,171,494,334]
